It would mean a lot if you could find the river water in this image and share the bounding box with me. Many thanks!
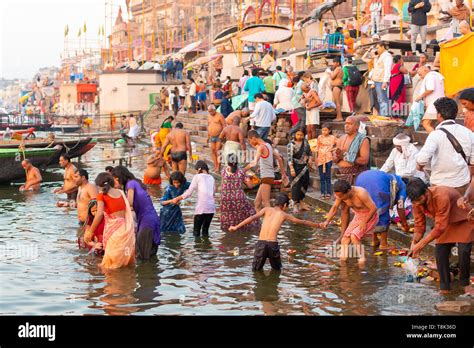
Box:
[0,142,469,315]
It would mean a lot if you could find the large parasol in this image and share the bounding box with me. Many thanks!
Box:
[178,40,203,54]
[185,54,224,69]
[234,24,293,44]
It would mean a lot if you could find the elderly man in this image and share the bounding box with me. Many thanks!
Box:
[416,97,474,194]
[249,93,276,141]
[441,0,471,37]
[381,133,425,180]
[415,66,445,133]
[407,178,473,294]
[219,115,246,165]
[333,116,370,184]
[207,105,226,172]
[19,159,42,191]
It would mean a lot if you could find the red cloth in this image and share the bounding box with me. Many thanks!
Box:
[290,109,299,126]
[144,174,162,185]
[345,85,359,113]
[97,192,127,215]
[389,63,406,114]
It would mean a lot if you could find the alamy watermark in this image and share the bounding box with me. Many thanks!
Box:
[0,242,39,262]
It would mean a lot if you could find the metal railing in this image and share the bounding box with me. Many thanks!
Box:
[308,34,345,56]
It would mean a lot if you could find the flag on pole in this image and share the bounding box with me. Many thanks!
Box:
[78,28,81,37]
[83,22,87,33]
[98,26,101,36]
[64,25,69,38]
[102,25,105,36]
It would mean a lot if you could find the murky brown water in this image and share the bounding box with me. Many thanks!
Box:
[0,142,469,315]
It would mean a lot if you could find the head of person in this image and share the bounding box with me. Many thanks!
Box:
[175,122,184,129]
[232,115,241,126]
[376,42,387,55]
[74,168,89,186]
[241,107,250,117]
[87,199,98,221]
[195,160,209,174]
[321,123,332,136]
[301,82,310,93]
[251,69,259,77]
[434,97,458,122]
[129,113,134,118]
[459,88,474,112]
[287,65,294,73]
[392,133,411,153]
[336,27,343,33]
[344,116,360,135]
[247,129,261,147]
[276,65,282,72]
[243,70,249,76]
[346,57,353,65]
[21,159,32,171]
[254,93,264,102]
[344,31,350,39]
[190,78,195,83]
[227,153,238,173]
[59,154,71,168]
[292,76,300,85]
[274,192,290,210]
[112,165,142,190]
[279,79,289,89]
[333,180,352,200]
[417,65,430,79]
[459,20,471,35]
[95,172,115,194]
[121,115,127,120]
[419,52,428,65]
[302,72,313,83]
[333,56,341,68]
[223,91,230,99]
[407,178,429,205]
[208,104,217,115]
[456,0,464,7]
[170,171,186,188]
[393,55,403,65]
[105,166,114,173]
[293,127,306,142]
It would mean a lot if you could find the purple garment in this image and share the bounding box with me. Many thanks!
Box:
[126,180,161,245]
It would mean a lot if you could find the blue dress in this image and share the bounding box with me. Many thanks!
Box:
[159,182,190,233]
[355,170,406,230]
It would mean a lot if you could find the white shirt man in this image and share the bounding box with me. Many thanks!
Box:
[372,50,393,84]
[189,81,197,97]
[249,96,276,127]
[381,134,425,179]
[418,70,445,118]
[416,119,474,189]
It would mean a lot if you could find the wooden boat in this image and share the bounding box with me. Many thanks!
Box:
[0,137,97,163]
[0,147,61,183]
[50,124,83,133]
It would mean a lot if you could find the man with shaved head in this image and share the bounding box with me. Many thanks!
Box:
[415,65,445,133]
[220,115,246,165]
[332,116,370,184]
[207,104,226,172]
[19,159,42,191]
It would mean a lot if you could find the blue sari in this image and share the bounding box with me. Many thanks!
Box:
[159,182,190,233]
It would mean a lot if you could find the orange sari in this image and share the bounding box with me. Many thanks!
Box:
[101,191,136,270]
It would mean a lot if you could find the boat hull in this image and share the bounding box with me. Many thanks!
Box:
[0,148,60,183]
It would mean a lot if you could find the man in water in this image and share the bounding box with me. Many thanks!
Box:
[74,169,98,224]
[144,151,169,185]
[229,193,320,271]
[54,155,79,203]
[321,180,379,263]
[207,105,226,172]
[329,57,344,122]
[159,122,192,175]
[128,114,140,139]
[332,116,370,184]
[19,159,42,191]
[219,115,246,165]
[245,130,287,212]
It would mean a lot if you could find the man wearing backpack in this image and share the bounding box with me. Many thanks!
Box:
[343,57,362,114]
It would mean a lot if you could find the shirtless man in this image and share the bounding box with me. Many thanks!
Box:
[19,159,42,191]
[144,152,169,185]
[219,115,246,164]
[329,57,344,122]
[226,108,250,136]
[332,116,370,184]
[74,169,98,223]
[54,155,79,204]
[229,193,320,270]
[321,180,378,263]
[207,105,226,172]
[159,122,192,175]
[245,130,288,212]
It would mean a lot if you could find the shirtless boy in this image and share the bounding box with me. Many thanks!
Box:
[144,152,169,185]
[321,180,378,263]
[19,159,42,191]
[219,115,246,164]
[54,155,79,203]
[329,57,344,122]
[74,169,98,223]
[207,105,226,172]
[159,122,192,175]
[229,193,320,270]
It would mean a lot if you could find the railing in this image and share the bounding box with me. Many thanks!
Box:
[308,33,345,56]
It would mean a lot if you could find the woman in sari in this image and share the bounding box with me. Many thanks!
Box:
[88,172,135,270]
[112,166,160,260]
[220,154,260,231]
[389,55,408,117]
[160,171,190,233]
[287,127,312,213]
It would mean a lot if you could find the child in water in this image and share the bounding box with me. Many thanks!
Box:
[229,193,320,271]
[79,199,105,255]
[173,161,216,237]
[160,171,190,233]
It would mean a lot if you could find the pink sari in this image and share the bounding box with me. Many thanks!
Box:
[389,62,406,115]
[101,191,136,270]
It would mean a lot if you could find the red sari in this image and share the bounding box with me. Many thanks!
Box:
[389,63,406,116]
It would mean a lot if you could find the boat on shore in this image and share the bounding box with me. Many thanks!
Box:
[0,137,97,163]
[0,147,62,183]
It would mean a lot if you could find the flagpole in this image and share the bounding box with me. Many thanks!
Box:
[128,5,132,62]
[142,0,145,61]
[399,0,403,40]
[356,0,360,38]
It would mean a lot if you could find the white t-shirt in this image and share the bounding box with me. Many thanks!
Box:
[419,71,445,114]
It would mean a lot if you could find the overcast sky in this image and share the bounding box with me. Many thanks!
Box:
[1,0,123,80]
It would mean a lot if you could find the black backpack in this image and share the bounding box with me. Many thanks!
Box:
[346,65,362,86]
